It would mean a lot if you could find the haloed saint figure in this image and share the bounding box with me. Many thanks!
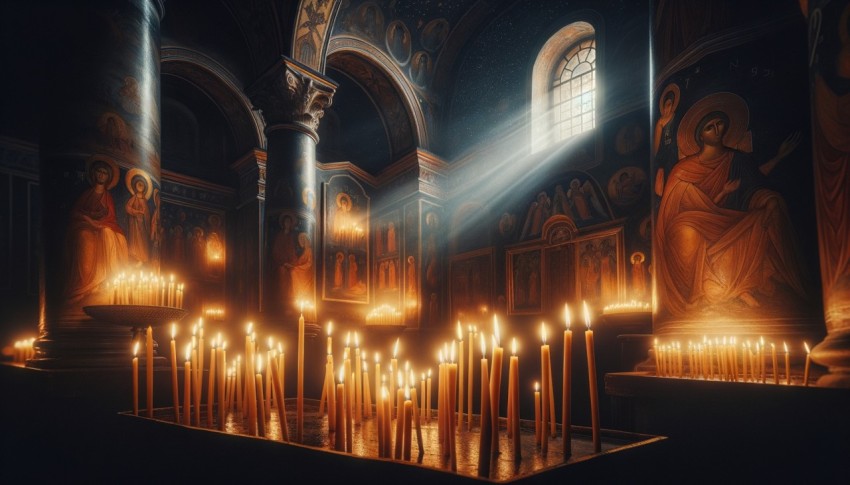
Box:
[655,92,806,317]
[65,158,129,305]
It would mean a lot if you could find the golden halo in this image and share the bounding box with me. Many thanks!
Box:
[658,83,680,113]
[336,192,352,210]
[631,251,645,264]
[85,155,120,190]
[125,168,154,200]
[677,92,749,158]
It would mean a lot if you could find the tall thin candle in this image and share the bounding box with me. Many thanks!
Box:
[297,303,305,442]
[562,303,573,455]
[183,344,191,425]
[355,332,362,424]
[335,366,345,452]
[583,301,600,452]
[540,322,550,455]
[490,316,504,455]
[218,340,227,430]
[784,342,791,385]
[457,321,464,430]
[170,324,179,423]
[206,339,217,427]
[132,342,139,416]
[467,325,475,431]
[478,334,492,478]
[804,342,812,386]
[391,338,399,419]
[509,338,521,462]
[146,325,153,418]
[448,342,458,471]
[256,355,266,437]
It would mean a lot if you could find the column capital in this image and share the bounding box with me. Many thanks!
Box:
[247,57,338,140]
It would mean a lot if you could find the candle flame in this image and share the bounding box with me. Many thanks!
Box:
[804,342,810,354]
[541,321,548,344]
[397,370,403,387]
[222,341,227,351]
[192,324,197,336]
[534,381,539,392]
[278,342,283,353]
[300,300,304,313]
[133,341,139,356]
[246,322,253,335]
[784,341,788,353]
[268,336,273,350]
[339,366,345,383]
[493,315,500,346]
[512,337,517,356]
[480,333,487,357]
[393,338,400,358]
[582,300,591,329]
[405,386,410,400]
[564,303,571,330]
[354,331,359,348]
[327,321,333,336]
[427,368,431,378]
[457,321,463,341]
[375,352,380,363]
[257,355,263,373]
[421,373,425,381]
[405,360,410,372]
[185,344,191,362]
[382,387,388,399]
[438,349,443,364]
[363,361,368,372]
[345,331,350,347]
[171,323,176,340]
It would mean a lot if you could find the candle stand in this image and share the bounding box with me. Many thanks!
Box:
[118,399,665,483]
[83,305,189,353]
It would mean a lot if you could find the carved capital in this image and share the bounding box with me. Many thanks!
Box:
[247,57,337,136]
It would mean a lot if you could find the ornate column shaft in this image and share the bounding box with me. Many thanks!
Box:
[34,0,164,368]
[807,0,850,387]
[247,57,337,335]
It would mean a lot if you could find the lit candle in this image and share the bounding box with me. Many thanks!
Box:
[170,323,179,423]
[183,344,191,425]
[377,372,385,455]
[265,338,273,417]
[584,301,600,453]
[438,350,446,456]
[804,342,812,387]
[335,366,345,452]
[490,316,504,455]
[236,355,242,414]
[395,371,404,459]
[468,325,475,431]
[192,336,200,426]
[772,342,779,385]
[246,324,257,436]
[319,323,333,420]
[256,355,266,437]
[784,342,791,385]
[344,343,353,453]
[457,321,464,431]
[146,325,153,418]
[509,338,521,462]
[198,319,205,407]
[540,322,550,455]
[426,368,432,423]
[176,283,184,308]
[420,372,425,421]
[382,384,391,458]
[132,341,139,416]
[297,302,305,443]
[355,332,362,424]
[409,373,424,458]
[207,338,217,427]
[363,357,372,419]
[391,338,399,419]
[402,386,413,461]
[760,336,766,383]
[478,334,492,478]
[168,274,175,307]
[375,354,382,428]
[448,342,458,471]
[563,303,573,455]
[218,340,227,430]
[534,381,541,446]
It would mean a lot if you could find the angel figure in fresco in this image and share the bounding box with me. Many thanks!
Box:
[520,191,552,240]
[656,92,806,315]
[125,169,152,266]
[567,179,606,221]
[65,158,129,304]
[631,252,647,300]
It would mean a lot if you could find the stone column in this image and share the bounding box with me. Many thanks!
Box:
[807,0,850,387]
[33,0,164,368]
[247,57,337,336]
[231,149,267,319]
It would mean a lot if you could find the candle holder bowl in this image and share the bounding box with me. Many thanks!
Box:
[83,304,189,341]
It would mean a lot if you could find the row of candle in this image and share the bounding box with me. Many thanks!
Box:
[365,305,403,326]
[12,338,35,364]
[108,271,184,308]
[653,337,814,386]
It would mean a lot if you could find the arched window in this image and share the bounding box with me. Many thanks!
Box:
[532,21,597,153]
